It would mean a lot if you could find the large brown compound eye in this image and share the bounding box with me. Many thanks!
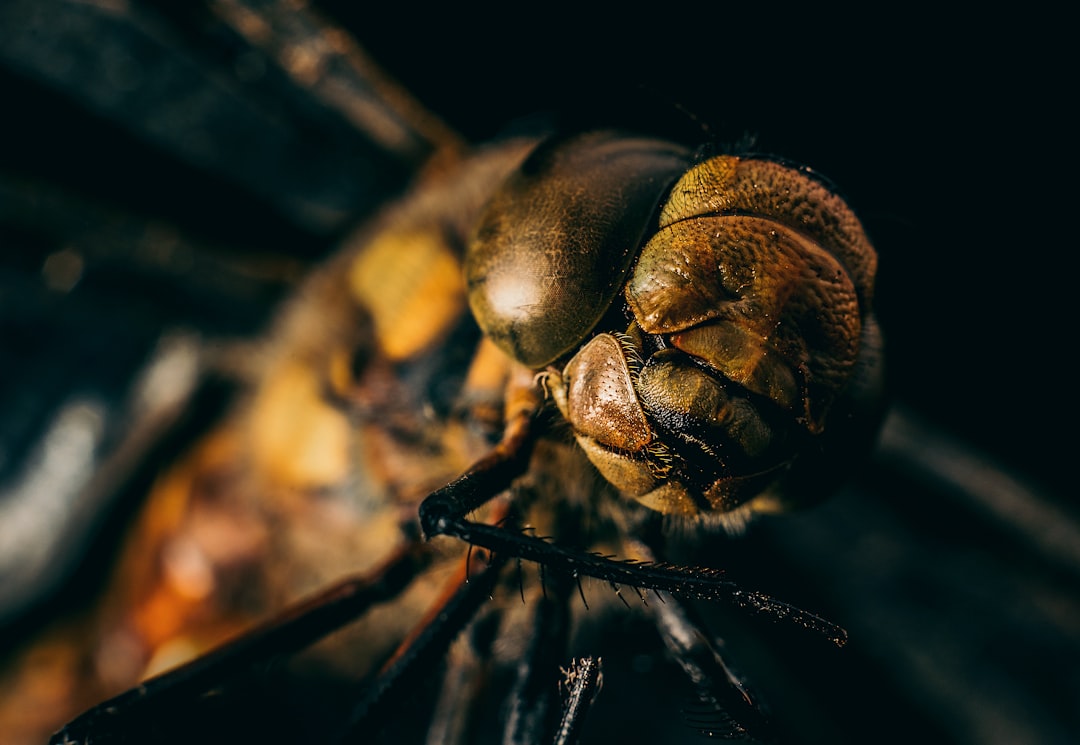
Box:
[473,134,883,522]
[465,131,691,368]
[628,154,879,431]
[627,214,861,432]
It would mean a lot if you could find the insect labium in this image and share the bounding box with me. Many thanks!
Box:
[45,130,883,745]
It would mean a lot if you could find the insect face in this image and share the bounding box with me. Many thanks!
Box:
[468,132,884,527]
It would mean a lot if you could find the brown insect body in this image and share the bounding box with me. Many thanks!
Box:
[13,129,882,745]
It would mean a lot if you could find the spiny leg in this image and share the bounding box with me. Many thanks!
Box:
[420,414,847,645]
[501,564,575,745]
[626,538,781,742]
[552,657,603,745]
[334,541,508,743]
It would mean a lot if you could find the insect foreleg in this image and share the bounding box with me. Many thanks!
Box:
[425,509,847,646]
[643,568,776,741]
[419,408,540,540]
[502,563,575,745]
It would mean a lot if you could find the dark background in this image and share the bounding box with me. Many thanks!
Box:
[1,3,1075,744]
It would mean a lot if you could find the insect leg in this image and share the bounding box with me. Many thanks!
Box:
[49,539,431,745]
[552,657,603,745]
[418,409,540,538]
[334,544,508,743]
[501,567,574,745]
[420,408,846,644]
[646,586,776,742]
[425,509,847,645]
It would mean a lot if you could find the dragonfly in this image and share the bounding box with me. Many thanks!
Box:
[8,3,1076,745]
[25,118,880,744]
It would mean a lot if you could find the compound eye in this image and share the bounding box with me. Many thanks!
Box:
[466,131,690,368]
[626,161,871,431]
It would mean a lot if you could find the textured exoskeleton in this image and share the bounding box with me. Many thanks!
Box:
[467,131,884,529]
